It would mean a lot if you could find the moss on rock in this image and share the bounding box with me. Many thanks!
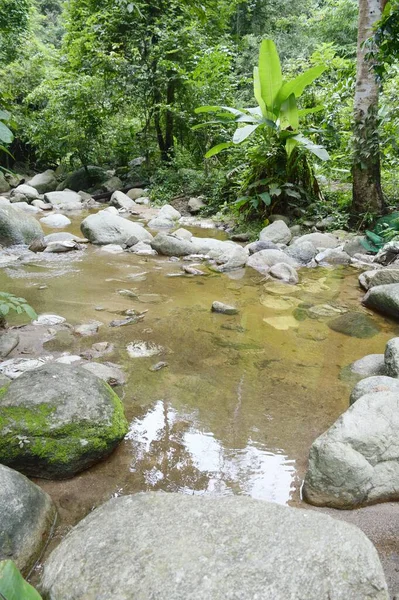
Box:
[0,364,128,479]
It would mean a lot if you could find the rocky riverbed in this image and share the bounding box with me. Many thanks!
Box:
[1,183,399,597]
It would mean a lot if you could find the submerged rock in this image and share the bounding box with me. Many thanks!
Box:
[303,391,399,508]
[80,362,125,386]
[41,492,388,600]
[328,312,380,339]
[347,354,386,378]
[0,363,128,479]
[0,464,56,573]
[269,262,298,284]
[211,301,238,315]
[0,205,43,246]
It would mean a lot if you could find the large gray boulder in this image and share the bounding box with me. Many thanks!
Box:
[0,172,10,193]
[384,337,399,377]
[259,220,292,244]
[292,232,339,249]
[11,184,39,201]
[44,190,82,210]
[0,363,128,479]
[27,170,57,194]
[285,240,317,264]
[247,249,297,275]
[0,205,43,246]
[59,166,108,192]
[81,210,153,245]
[303,391,399,508]
[315,247,351,265]
[110,191,137,211]
[363,283,399,319]
[350,375,399,405]
[40,492,388,600]
[151,233,194,256]
[40,214,71,229]
[359,269,399,291]
[0,464,56,573]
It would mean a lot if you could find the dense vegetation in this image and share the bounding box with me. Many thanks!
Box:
[0,0,398,231]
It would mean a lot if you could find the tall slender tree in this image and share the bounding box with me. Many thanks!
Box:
[352,0,388,215]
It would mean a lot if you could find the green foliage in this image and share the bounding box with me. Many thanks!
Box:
[0,560,42,600]
[0,293,37,322]
[0,0,31,63]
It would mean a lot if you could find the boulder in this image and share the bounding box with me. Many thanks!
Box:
[110,191,137,211]
[74,321,102,337]
[315,215,335,230]
[100,176,123,193]
[0,464,56,573]
[0,172,10,193]
[0,205,43,246]
[126,188,145,201]
[41,492,388,600]
[12,202,40,214]
[350,376,399,405]
[44,232,83,244]
[11,184,39,201]
[44,190,82,210]
[269,263,299,284]
[245,240,279,254]
[27,170,57,194]
[60,166,108,192]
[40,214,71,229]
[259,220,292,244]
[173,228,192,240]
[0,331,19,359]
[128,241,157,256]
[303,391,399,508]
[81,362,125,386]
[344,236,368,257]
[359,269,399,291]
[292,232,339,249]
[328,312,380,339]
[151,233,193,256]
[212,245,249,271]
[81,210,153,245]
[44,241,79,253]
[348,354,386,378]
[147,216,176,229]
[158,204,181,221]
[188,197,206,214]
[0,363,128,479]
[32,199,52,211]
[363,283,399,319]
[384,337,399,377]
[247,249,297,276]
[315,248,351,265]
[285,241,317,264]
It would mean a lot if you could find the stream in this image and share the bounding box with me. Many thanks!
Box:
[1,210,399,593]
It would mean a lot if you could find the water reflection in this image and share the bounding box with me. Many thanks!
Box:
[126,400,296,504]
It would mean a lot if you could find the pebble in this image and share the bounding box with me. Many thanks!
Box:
[211,301,239,315]
[149,361,169,372]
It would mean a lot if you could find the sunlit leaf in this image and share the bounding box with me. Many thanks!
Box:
[276,65,326,107]
[0,560,42,600]
[233,124,259,144]
[205,142,234,158]
[258,39,282,114]
[0,122,13,145]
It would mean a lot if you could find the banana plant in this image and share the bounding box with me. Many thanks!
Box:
[195,39,329,162]
[0,110,14,159]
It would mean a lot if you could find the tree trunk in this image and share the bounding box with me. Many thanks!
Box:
[352,0,386,216]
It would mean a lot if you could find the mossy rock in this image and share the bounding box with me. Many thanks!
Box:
[59,166,109,192]
[0,363,128,479]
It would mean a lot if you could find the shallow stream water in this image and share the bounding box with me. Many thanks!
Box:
[1,212,399,593]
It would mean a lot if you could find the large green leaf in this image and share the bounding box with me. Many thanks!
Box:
[233,124,259,144]
[253,67,267,117]
[258,39,282,115]
[195,105,243,117]
[0,561,42,600]
[285,136,299,157]
[276,65,326,107]
[298,106,324,117]
[280,93,299,131]
[0,122,13,145]
[205,142,234,158]
[0,110,10,121]
[294,134,330,161]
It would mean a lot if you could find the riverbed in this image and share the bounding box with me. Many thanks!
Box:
[1,212,398,595]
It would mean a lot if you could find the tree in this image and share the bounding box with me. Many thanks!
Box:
[352,0,388,216]
[0,0,31,63]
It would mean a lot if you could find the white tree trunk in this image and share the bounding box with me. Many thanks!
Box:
[352,0,385,215]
